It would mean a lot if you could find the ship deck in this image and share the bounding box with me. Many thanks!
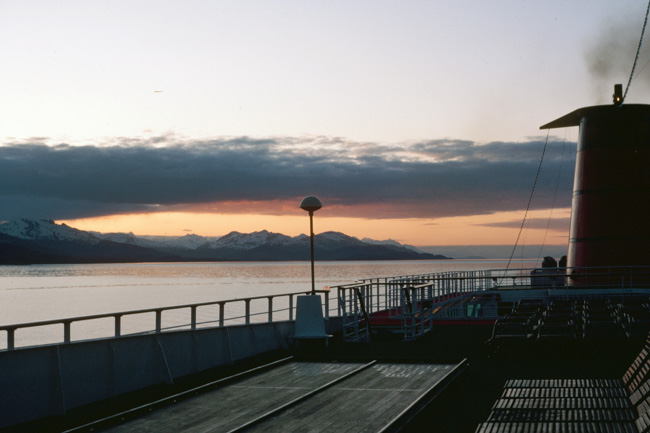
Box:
[80,359,465,433]
[4,267,650,433]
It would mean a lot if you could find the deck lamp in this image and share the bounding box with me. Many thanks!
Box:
[300,196,322,295]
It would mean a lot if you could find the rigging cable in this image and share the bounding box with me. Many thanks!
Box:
[504,129,550,274]
[536,130,568,264]
[623,0,650,103]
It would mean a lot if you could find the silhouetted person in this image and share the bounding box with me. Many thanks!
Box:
[542,256,557,268]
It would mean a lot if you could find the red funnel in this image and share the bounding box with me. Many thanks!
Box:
[541,103,650,283]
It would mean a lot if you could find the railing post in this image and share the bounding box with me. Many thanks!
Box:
[374,282,379,310]
[335,288,341,317]
[375,280,382,310]
[115,315,122,337]
[7,328,15,351]
[384,278,389,308]
[289,295,294,321]
[191,306,197,331]
[268,297,273,323]
[324,291,330,319]
[419,287,424,335]
[219,302,225,327]
[373,283,377,311]
[245,299,251,325]
[155,310,162,333]
[64,321,71,344]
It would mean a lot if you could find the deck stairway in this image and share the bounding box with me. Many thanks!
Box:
[338,272,484,342]
[339,279,443,342]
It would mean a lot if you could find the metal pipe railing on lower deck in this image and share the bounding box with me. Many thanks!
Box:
[344,266,650,336]
[0,289,334,351]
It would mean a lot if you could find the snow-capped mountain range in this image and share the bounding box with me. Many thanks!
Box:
[0,218,99,244]
[0,219,449,264]
[93,232,220,250]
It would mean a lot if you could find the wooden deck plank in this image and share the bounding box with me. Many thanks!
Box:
[97,361,461,433]
[100,362,365,433]
[247,363,459,433]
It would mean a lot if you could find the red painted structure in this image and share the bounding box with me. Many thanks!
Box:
[541,102,650,277]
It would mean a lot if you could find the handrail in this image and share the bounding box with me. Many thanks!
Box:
[335,266,650,341]
[337,284,374,342]
[3,265,649,350]
[0,289,333,351]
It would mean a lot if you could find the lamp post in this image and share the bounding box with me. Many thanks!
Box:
[300,196,322,295]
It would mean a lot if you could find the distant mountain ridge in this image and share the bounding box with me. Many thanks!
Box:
[0,219,449,264]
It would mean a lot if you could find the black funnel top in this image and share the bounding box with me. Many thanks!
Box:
[540,104,650,129]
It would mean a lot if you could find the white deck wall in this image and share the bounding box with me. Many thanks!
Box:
[0,321,294,429]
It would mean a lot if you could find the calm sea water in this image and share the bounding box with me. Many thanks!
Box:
[0,259,528,348]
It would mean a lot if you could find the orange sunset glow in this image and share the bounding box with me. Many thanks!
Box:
[61,207,571,247]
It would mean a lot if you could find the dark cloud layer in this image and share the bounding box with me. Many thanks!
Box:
[0,135,575,220]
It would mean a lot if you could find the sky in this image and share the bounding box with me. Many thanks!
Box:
[1,0,649,247]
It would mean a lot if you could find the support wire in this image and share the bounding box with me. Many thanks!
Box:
[623,0,650,103]
[505,130,550,273]
[536,131,568,263]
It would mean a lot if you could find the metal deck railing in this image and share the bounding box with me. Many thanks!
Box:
[2,266,649,349]
[338,266,650,341]
[0,289,335,351]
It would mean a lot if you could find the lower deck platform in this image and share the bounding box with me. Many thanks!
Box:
[89,360,465,433]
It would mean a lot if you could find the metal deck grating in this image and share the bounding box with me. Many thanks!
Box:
[96,360,466,433]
